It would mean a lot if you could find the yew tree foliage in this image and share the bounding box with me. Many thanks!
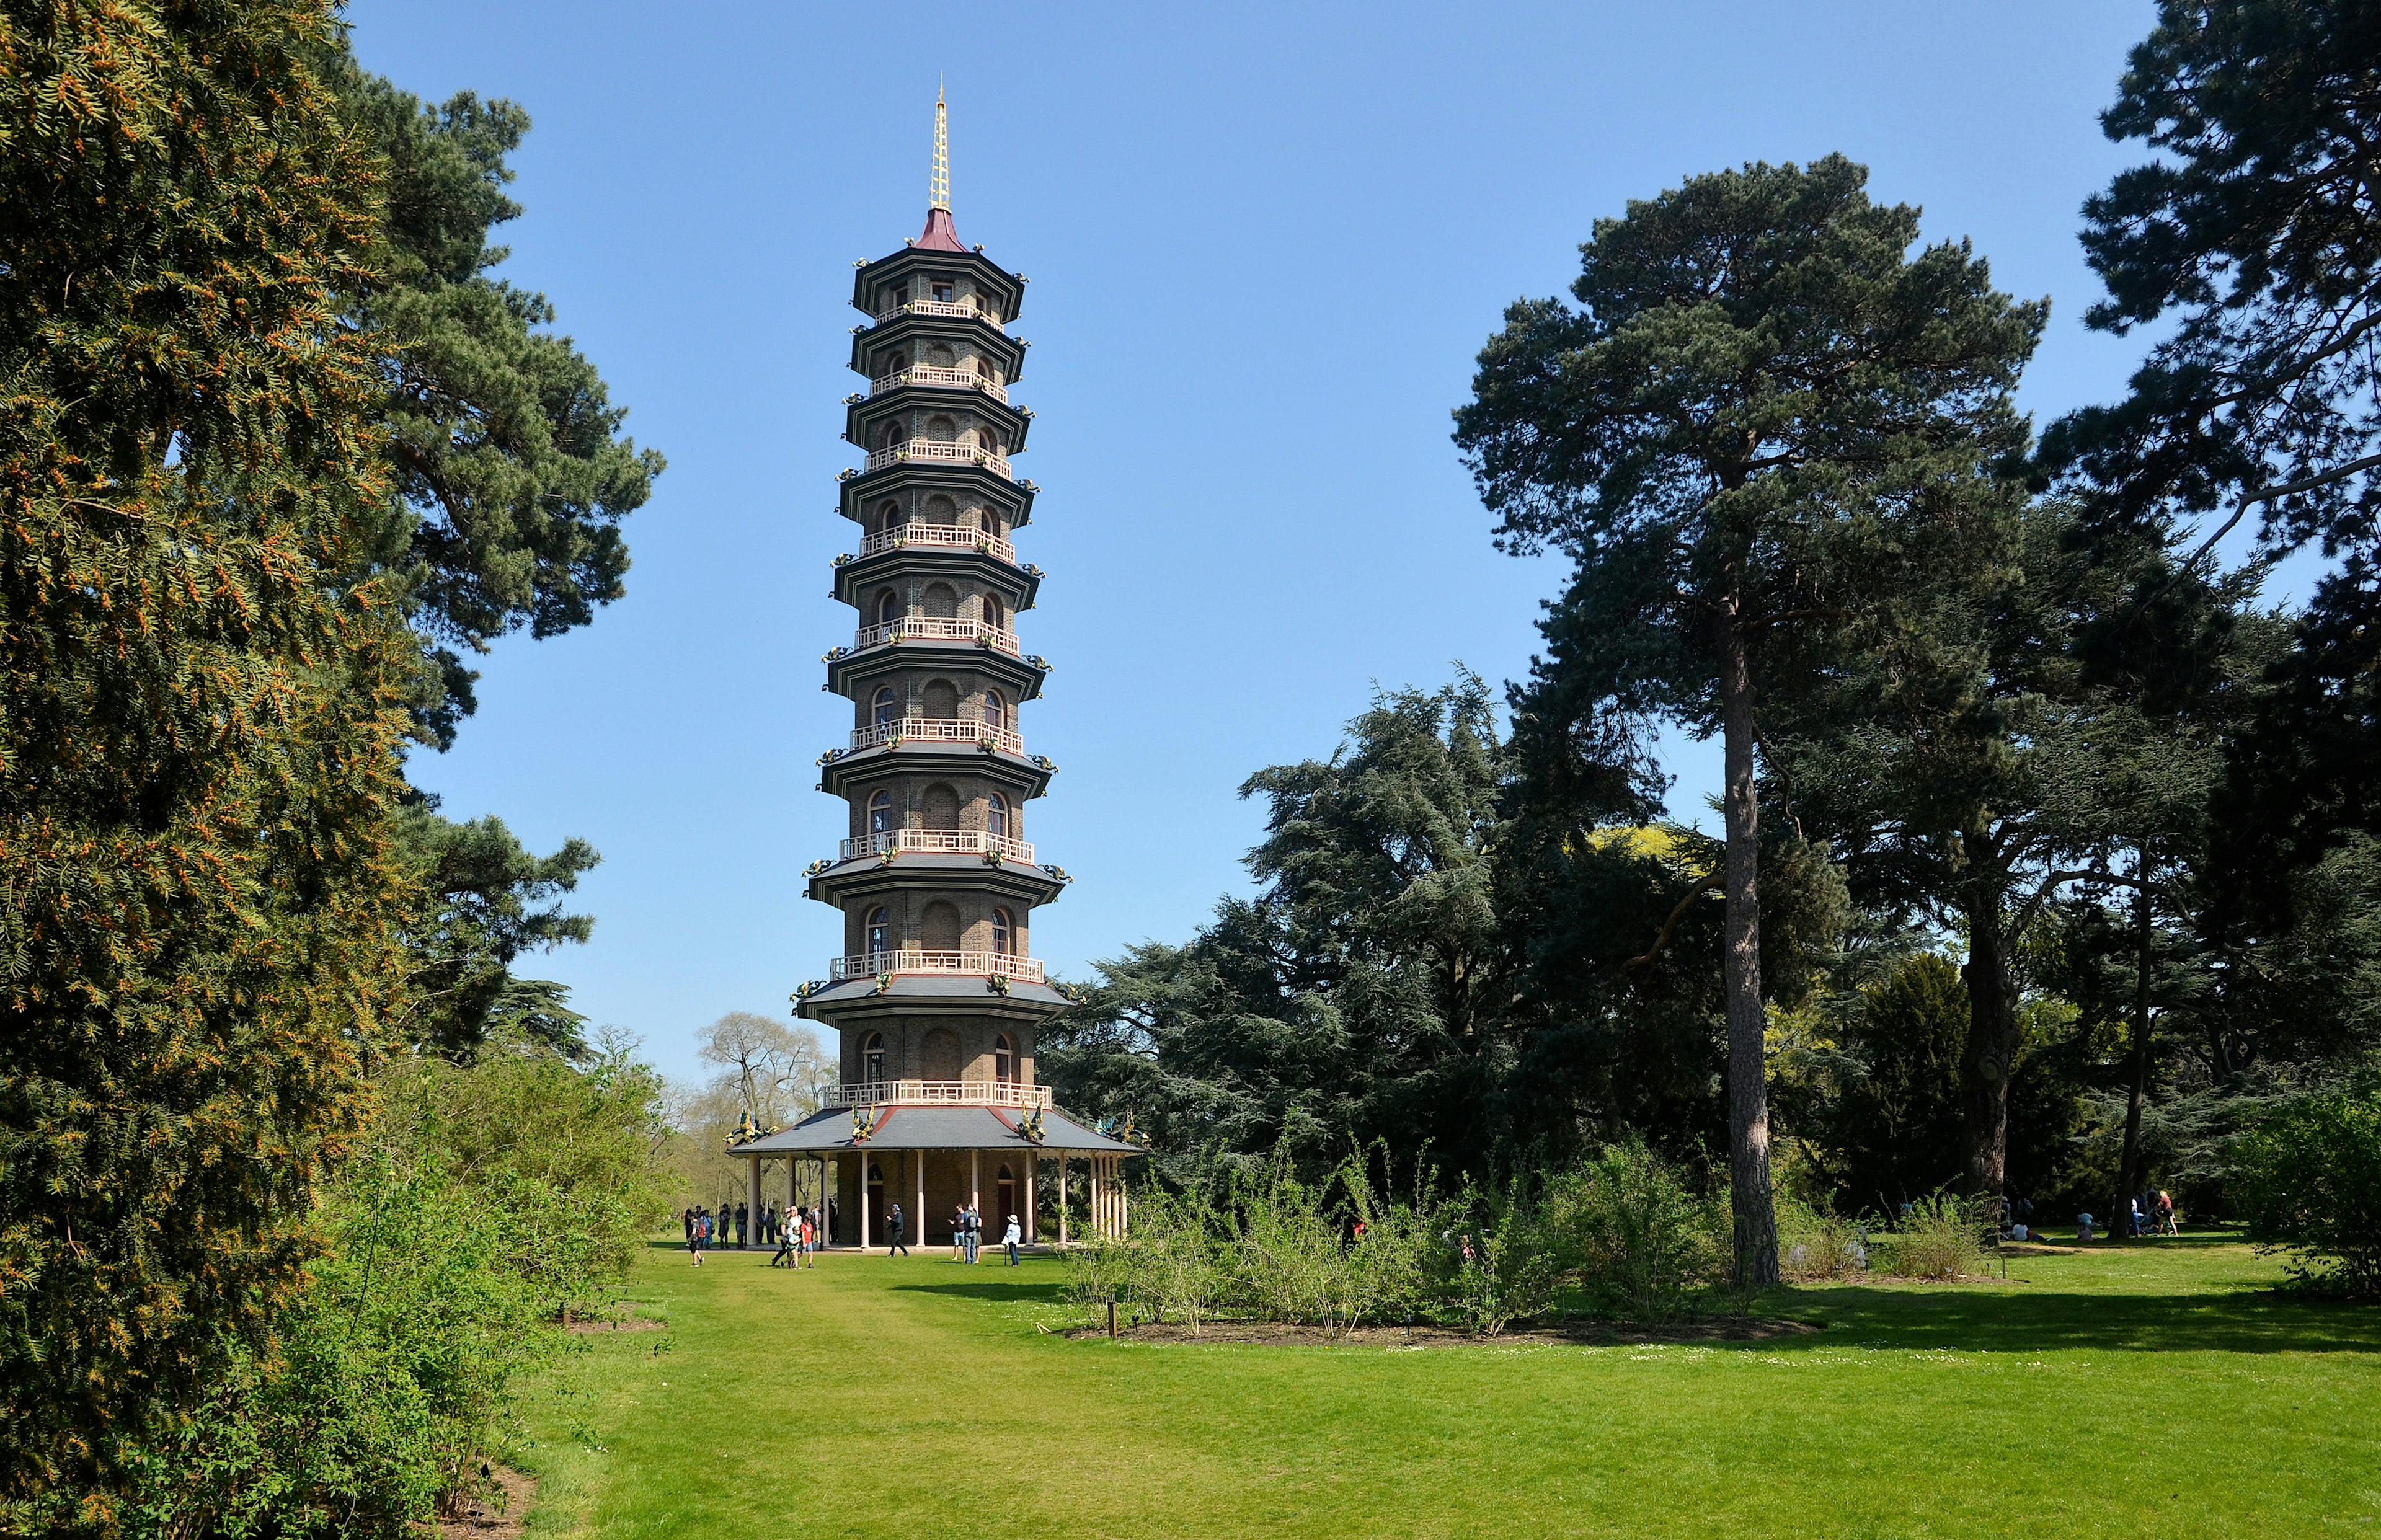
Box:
[0,0,414,1522]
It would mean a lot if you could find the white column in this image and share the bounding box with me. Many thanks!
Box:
[915,1149,925,1255]
[970,1148,980,1212]
[1024,1154,1037,1245]
[859,1156,872,1251]
[747,1154,762,1249]
[1057,1156,1068,1246]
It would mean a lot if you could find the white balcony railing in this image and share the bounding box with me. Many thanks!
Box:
[857,521,1017,565]
[874,298,1000,325]
[864,440,1013,477]
[868,366,1009,404]
[851,616,1020,656]
[836,827,1034,863]
[823,1079,1052,1109]
[828,949,1047,983]
[850,717,1022,755]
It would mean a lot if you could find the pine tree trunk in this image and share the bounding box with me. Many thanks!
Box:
[1716,604,1779,1288]
[2111,842,2154,1243]
[1959,891,2018,1201]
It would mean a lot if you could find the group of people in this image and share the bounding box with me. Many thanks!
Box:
[769,1206,823,1268]
[2068,1189,2180,1243]
[681,1197,1025,1264]
[681,1200,835,1265]
[874,1201,1024,1263]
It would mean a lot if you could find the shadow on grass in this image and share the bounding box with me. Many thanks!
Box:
[1765,1284,2381,1355]
[896,1280,1068,1304]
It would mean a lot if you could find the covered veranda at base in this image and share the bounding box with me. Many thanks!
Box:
[725,1100,1142,1250]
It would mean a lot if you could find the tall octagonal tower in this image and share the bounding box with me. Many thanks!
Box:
[734,94,1140,1252]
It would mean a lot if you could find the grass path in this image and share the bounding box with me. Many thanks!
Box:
[510,1236,2379,1538]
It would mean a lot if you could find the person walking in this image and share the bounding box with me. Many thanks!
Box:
[681,1206,694,1247]
[800,1207,817,1267]
[736,1201,750,1249]
[771,1211,796,1268]
[1003,1213,1021,1266]
[964,1203,981,1265]
[951,1205,967,1262]
[686,1210,703,1266]
[887,1202,908,1257]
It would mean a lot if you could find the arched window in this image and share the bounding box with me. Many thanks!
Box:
[922,583,957,620]
[987,792,1008,839]
[983,689,1006,735]
[874,590,900,629]
[864,907,891,957]
[874,499,901,537]
[995,1033,1016,1084]
[867,791,895,834]
[877,418,904,450]
[862,1032,886,1082]
[926,415,957,442]
[991,907,1014,956]
[982,595,1004,632]
[872,687,898,729]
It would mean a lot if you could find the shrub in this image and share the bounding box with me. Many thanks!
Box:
[1560,1142,1728,1321]
[2232,1089,2381,1298]
[1124,1188,1225,1333]
[1878,1192,1990,1280]
[1776,1194,1868,1281]
[1448,1171,1564,1335]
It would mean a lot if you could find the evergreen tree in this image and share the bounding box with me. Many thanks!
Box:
[2047,1,2381,926]
[1453,156,2043,1283]
[0,6,412,1524]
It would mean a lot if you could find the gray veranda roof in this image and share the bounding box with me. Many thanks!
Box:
[729,1102,1141,1156]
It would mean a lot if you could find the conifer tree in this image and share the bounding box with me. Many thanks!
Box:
[0,4,410,1523]
[1455,157,2042,1283]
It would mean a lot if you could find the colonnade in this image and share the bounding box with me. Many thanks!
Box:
[730,1149,1131,1250]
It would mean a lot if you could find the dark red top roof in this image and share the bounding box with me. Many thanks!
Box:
[915,206,966,252]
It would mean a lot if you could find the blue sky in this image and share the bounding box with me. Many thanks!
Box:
[352,1,2194,1085]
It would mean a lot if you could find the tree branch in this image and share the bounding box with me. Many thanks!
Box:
[1620,871,1724,975]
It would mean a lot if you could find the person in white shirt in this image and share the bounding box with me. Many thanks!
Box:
[1003,1214,1022,1266]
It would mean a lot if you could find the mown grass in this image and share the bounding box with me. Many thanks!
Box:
[503,1231,2379,1538]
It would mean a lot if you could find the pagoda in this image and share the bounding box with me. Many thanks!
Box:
[734,92,1140,1252]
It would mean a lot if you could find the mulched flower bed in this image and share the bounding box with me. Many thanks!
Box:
[1064,1316,1825,1348]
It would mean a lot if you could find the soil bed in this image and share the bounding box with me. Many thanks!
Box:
[436,1465,536,1539]
[1065,1316,1824,1348]
[566,1303,664,1334]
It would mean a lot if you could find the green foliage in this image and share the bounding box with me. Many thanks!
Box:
[1832,955,1973,1210]
[0,6,416,1525]
[1047,677,1510,1177]
[118,1038,675,1534]
[396,802,600,1060]
[1876,1192,1992,1281]
[1554,1142,1728,1322]
[2232,1085,2381,1296]
[323,57,665,748]
[1774,1195,1868,1281]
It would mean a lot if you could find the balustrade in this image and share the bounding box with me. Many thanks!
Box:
[849,716,1021,755]
[856,521,1016,565]
[851,616,1021,655]
[867,366,1009,403]
[873,298,999,325]
[836,827,1034,862]
[823,1079,1050,1109]
[827,949,1046,983]
[863,440,1013,477]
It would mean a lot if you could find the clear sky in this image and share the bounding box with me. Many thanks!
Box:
[350,1,2187,1086]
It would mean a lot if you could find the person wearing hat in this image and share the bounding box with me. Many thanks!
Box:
[1003,1212,1022,1265]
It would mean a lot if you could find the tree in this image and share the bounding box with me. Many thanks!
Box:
[1049,678,1512,1177]
[1453,156,2044,1282]
[394,802,599,1061]
[696,1012,831,1131]
[327,56,665,748]
[2046,2,2381,927]
[1830,955,1972,1211]
[0,6,412,1525]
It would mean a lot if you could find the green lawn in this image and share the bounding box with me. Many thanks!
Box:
[507,1233,2379,1538]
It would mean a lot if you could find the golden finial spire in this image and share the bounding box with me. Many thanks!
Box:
[929,81,950,212]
